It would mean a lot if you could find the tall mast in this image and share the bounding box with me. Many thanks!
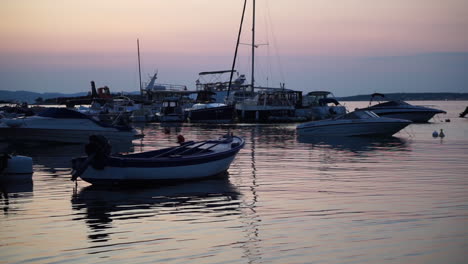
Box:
[227,0,247,98]
[251,0,256,90]
[137,38,143,96]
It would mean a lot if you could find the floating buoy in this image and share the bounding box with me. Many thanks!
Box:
[432,130,439,138]
[439,129,445,138]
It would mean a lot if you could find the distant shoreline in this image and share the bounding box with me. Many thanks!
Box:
[336,93,468,102]
[1,90,467,104]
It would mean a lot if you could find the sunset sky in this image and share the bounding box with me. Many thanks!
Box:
[1,0,467,96]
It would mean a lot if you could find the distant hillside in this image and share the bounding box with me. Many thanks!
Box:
[337,93,468,101]
[1,90,467,104]
[0,90,88,104]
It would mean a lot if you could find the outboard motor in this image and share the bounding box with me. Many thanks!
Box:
[85,135,111,170]
[0,153,10,174]
[71,135,111,181]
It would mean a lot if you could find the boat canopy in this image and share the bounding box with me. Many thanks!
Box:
[198,70,236,76]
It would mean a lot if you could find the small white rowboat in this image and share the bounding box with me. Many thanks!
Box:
[72,134,245,185]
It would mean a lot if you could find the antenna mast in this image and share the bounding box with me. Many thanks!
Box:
[227,0,247,98]
[251,0,256,90]
[137,38,143,96]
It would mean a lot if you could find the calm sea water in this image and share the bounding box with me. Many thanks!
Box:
[1,101,467,264]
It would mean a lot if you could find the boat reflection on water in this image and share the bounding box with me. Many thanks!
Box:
[297,135,409,153]
[0,177,33,215]
[71,175,240,242]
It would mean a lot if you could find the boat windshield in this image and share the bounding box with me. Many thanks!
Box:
[373,100,409,107]
[336,111,379,120]
[38,108,89,119]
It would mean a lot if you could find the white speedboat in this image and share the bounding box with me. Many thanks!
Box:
[358,93,446,122]
[0,108,137,144]
[296,110,411,137]
[71,134,245,185]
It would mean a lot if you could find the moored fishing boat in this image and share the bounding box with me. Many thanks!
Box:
[71,134,245,185]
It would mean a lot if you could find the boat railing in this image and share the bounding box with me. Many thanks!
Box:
[144,83,188,91]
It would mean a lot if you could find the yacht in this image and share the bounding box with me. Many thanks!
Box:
[0,108,137,144]
[185,90,235,123]
[296,110,411,137]
[296,91,346,120]
[358,93,446,123]
[235,88,304,122]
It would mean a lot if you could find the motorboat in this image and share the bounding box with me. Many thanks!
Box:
[296,110,412,137]
[71,133,245,185]
[185,90,236,123]
[155,97,186,122]
[235,88,304,122]
[186,103,235,123]
[296,91,346,120]
[0,107,137,144]
[357,93,446,123]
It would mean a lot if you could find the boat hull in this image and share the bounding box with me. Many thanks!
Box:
[187,105,235,123]
[235,105,296,123]
[79,154,238,185]
[157,114,185,122]
[297,119,411,137]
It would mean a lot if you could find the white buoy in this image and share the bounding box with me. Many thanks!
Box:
[439,129,445,138]
[432,130,439,137]
[0,155,33,181]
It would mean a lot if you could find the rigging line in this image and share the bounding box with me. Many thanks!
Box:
[251,0,256,89]
[265,0,285,84]
[227,0,247,98]
[263,0,272,88]
[137,39,143,95]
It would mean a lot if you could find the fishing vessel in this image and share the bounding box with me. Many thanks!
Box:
[71,134,245,185]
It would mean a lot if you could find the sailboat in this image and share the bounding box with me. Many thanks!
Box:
[227,0,303,123]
